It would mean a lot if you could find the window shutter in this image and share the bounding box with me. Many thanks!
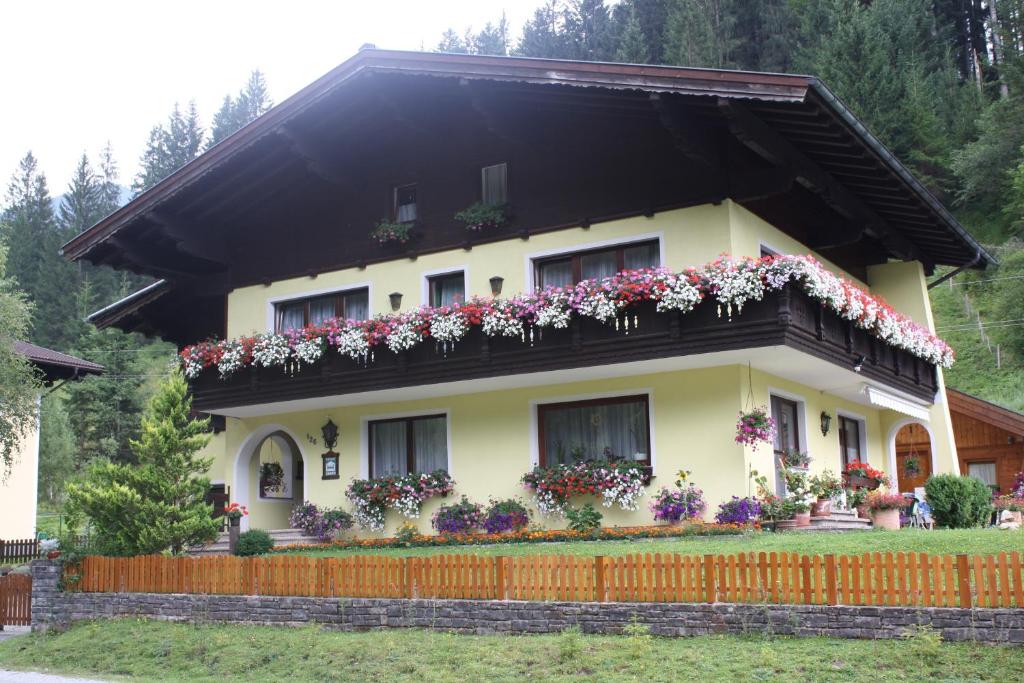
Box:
[482,163,507,205]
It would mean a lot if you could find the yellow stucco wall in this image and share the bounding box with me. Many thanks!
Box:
[0,402,39,539]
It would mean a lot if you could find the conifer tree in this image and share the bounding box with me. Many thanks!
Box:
[614,3,650,63]
[66,372,219,555]
[207,71,273,148]
[132,102,204,195]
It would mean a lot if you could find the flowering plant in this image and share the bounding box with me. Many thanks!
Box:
[224,502,248,521]
[259,462,285,493]
[809,469,843,499]
[866,490,909,510]
[432,496,485,534]
[454,202,507,232]
[180,255,955,380]
[371,219,414,245]
[779,449,811,469]
[482,498,531,534]
[715,496,762,524]
[993,496,1024,512]
[1012,471,1024,498]
[649,485,706,522]
[844,460,890,487]
[521,459,647,515]
[735,406,775,450]
[289,501,354,542]
[345,470,455,531]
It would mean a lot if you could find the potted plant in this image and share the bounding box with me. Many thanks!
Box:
[994,496,1024,525]
[259,462,285,496]
[649,470,706,525]
[370,219,415,246]
[774,499,810,530]
[846,488,869,518]
[454,202,507,233]
[904,455,921,477]
[843,460,888,490]
[224,502,248,553]
[865,490,907,530]
[809,469,842,517]
[735,406,775,451]
[780,448,811,470]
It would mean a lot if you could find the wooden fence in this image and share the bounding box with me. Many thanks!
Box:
[0,538,39,564]
[66,551,1024,609]
[0,573,32,626]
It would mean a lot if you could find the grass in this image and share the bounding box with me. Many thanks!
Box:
[280,528,1023,559]
[1,619,1021,682]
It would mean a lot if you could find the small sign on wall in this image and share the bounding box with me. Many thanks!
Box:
[322,451,339,480]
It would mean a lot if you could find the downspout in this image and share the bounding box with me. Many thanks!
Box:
[42,368,80,397]
[927,250,982,290]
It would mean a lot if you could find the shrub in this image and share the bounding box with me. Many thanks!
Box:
[483,498,530,534]
[432,496,484,534]
[564,503,603,533]
[394,522,418,546]
[715,496,761,524]
[235,529,274,556]
[925,474,994,528]
[290,502,354,542]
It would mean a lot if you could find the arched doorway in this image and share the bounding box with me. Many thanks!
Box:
[890,421,934,493]
[233,427,305,531]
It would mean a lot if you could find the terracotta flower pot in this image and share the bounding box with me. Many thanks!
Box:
[794,511,811,527]
[855,505,869,519]
[811,499,832,518]
[871,507,901,530]
[775,519,798,531]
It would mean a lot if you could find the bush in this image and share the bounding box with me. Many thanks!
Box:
[564,503,602,533]
[715,496,761,524]
[235,529,275,556]
[432,496,484,534]
[290,502,354,542]
[483,498,530,534]
[925,475,994,528]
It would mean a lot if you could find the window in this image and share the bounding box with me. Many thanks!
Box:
[838,416,864,467]
[482,163,508,205]
[967,461,997,490]
[274,288,369,332]
[428,271,465,307]
[368,414,448,477]
[538,395,651,467]
[760,245,779,258]
[770,395,801,495]
[394,184,417,223]
[534,240,660,289]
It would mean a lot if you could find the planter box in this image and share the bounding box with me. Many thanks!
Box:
[845,474,881,490]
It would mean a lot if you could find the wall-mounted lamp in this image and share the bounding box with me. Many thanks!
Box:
[321,418,339,452]
[820,411,832,437]
[853,354,866,373]
[489,276,504,297]
[320,418,340,480]
[389,292,403,312]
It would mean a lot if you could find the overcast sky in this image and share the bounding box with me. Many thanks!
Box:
[1,0,537,195]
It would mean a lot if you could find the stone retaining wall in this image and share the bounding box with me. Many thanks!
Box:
[31,561,1024,643]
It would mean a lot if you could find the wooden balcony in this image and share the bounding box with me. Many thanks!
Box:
[189,284,938,413]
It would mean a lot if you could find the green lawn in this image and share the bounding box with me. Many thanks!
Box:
[282,528,1023,559]
[2,620,1022,682]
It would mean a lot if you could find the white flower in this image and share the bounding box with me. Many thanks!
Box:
[217,341,248,378]
[252,334,290,368]
[293,337,324,365]
[655,272,702,314]
[482,304,524,338]
[333,327,369,361]
[430,312,469,343]
[386,320,422,353]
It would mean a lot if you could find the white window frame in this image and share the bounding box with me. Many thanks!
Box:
[420,265,469,307]
[835,408,870,465]
[525,231,665,290]
[264,282,373,333]
[529,388,657,472]
[768,387,809,495]
[759,241,782,257]
[360,408,453,479]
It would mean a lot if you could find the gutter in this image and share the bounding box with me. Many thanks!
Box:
[927,250,983,289]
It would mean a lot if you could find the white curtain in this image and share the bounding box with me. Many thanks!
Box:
[624,242,659,270]
[542,401,648,464]
[413,417,447,472]
[277,303,305,332]
[581,251,618,280]
[344,291,369,321]
[433,275,465,307]
[309,297,335,325]
[371,421,407,476]
[538,260,573,288]
[968,462,997,488]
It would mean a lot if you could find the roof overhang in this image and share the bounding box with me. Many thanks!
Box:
[15,341,103,383]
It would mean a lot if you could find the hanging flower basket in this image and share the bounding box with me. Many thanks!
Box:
[371,219,415,246]
[259,462,285,495]
[454,202,508,233]
[735,406,775,450]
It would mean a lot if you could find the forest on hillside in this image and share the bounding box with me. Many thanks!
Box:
[3,0,1024,508]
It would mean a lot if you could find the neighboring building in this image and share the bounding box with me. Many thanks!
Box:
[62,50,992,534]
[0,342,102,539]
[895,389,1024,494]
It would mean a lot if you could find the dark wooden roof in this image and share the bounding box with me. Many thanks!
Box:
[15,341,103,383]
[947,388,1024,437]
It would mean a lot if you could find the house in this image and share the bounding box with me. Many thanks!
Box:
[61,50,992,534]
[0,342,102,539]
[895,388,1024,494]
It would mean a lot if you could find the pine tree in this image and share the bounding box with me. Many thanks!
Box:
[473,14,511,55]
[207,71,274,148]
[563,0,616,61]
[663,0,739,69]
[58,153,103,236]
[614,3,650,63]
[516,1,572,58]
[437,28,470,53]
[624,0,671,64]
[65,372,219,555]
[132,102,205,195]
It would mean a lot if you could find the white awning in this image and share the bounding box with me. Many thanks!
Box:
[863,386,931,421]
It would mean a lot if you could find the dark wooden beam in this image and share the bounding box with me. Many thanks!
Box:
[459,78,525,145]
[650,94,720,172]
[717,98,930,269]
[109,234,227,284]
[276,125,349,187]
[150,211,230,265]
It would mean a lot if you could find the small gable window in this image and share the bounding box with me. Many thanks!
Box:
[481,163,508,206]
[394,184,417,223]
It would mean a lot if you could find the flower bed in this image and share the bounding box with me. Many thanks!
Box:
[180,254,955,379]
[345,470,455,532]
[521,460,647,515]
[269,521,750,553]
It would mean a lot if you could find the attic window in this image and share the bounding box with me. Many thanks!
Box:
[394,184,417,223]
[482,163,508,205]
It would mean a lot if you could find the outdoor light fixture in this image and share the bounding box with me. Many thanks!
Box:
[820,411,832,437]
[320,418,339,452]
[321,418,340,480]
[853,354,866,373]
[389,292,403,311]
[489,276,504,297]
